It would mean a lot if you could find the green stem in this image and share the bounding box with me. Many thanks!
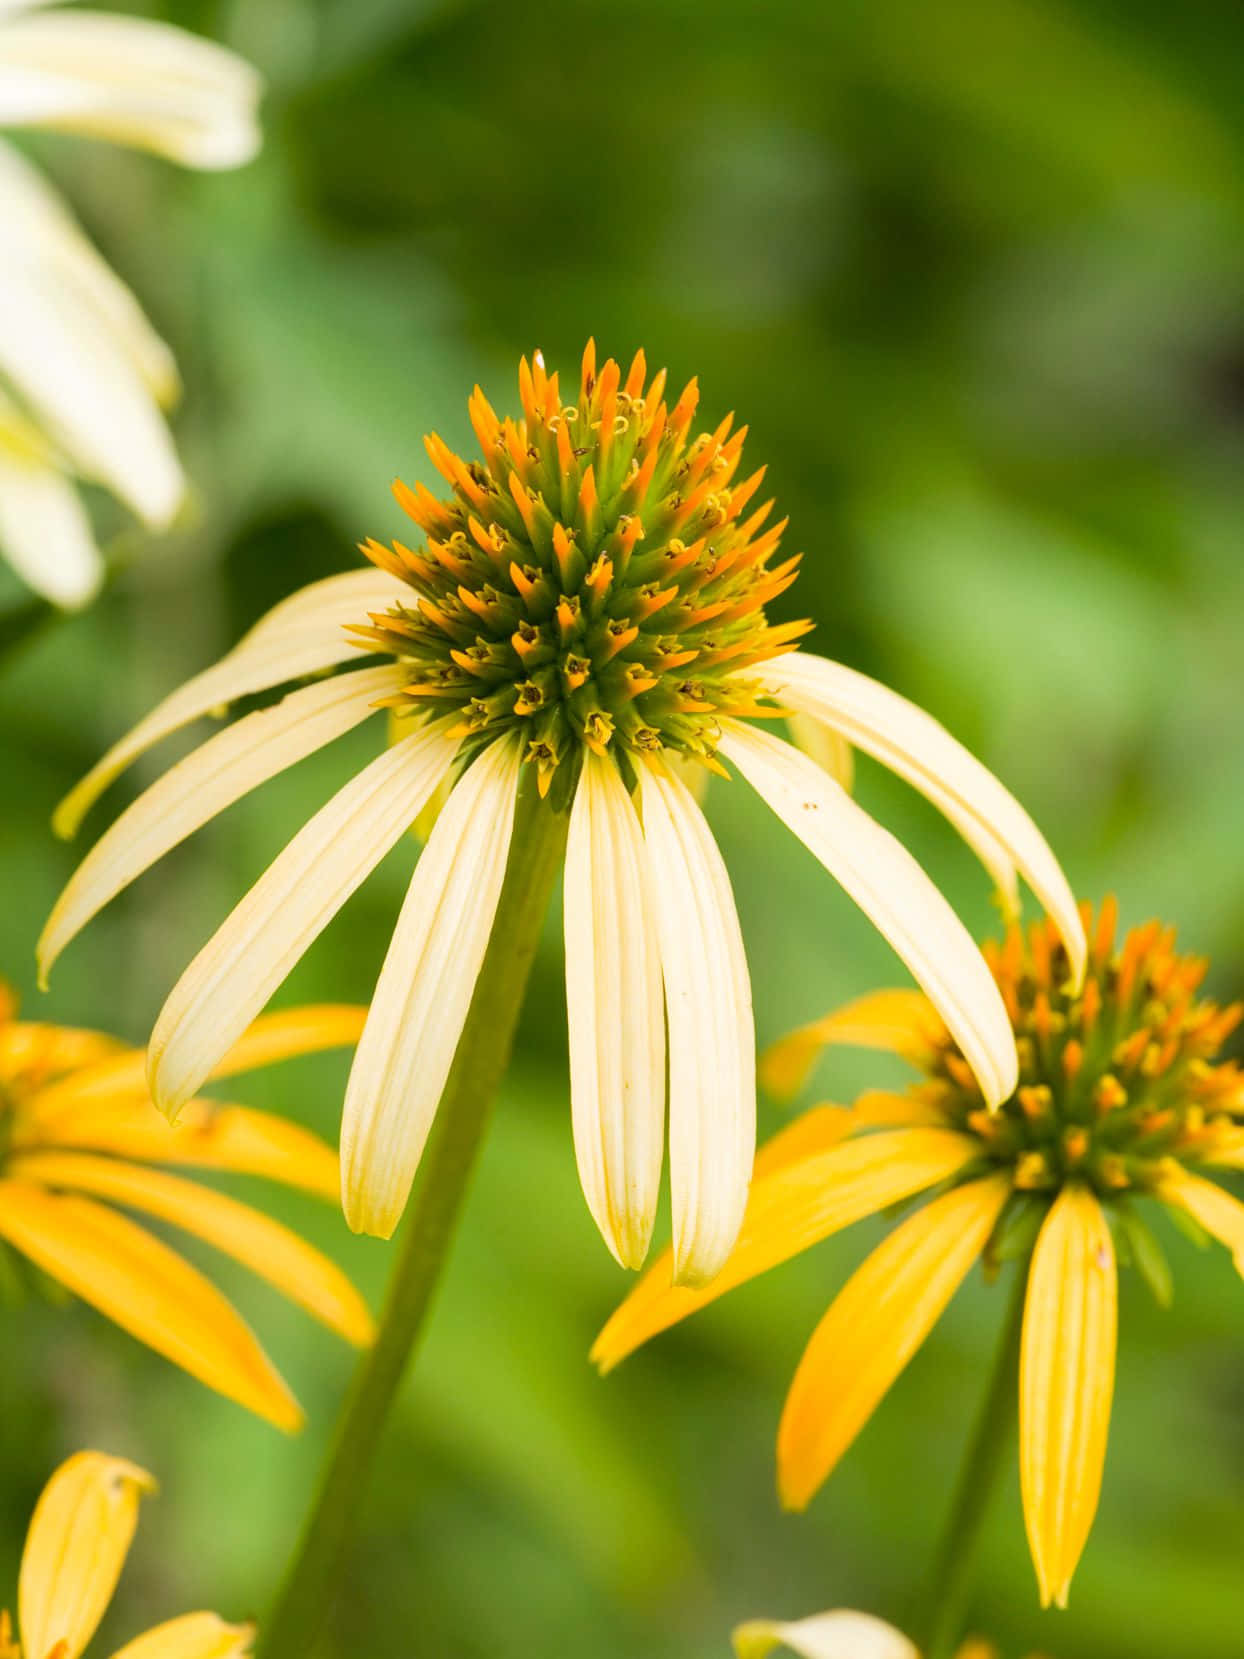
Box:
[259,774,567,1659]
[915,1265,1028,1659]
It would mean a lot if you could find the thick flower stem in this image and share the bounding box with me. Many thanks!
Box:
[258,777,567,1659]
[915,1264,1028,1659]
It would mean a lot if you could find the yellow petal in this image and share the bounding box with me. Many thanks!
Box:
[592,1127,977,1372]
[786,710,854,792]
[761,990,946,1102]
[18,1450,154,1659]
[0,1181,302,1431]
[108,1613,254,1659]
[0,1021,124,1083]
[850,1090,949,1130]
[1020,1185,1117,1608]
[9,1152,374,1347]
[777,1174,1010,1509]
[18,1097,340,1199]
[732,1610,918,1659]
[1154,1163,1244,1271]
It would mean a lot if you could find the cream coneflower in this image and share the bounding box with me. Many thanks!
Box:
[41,345,1083,1283]
[733,1610,1050,1659]
[596,899,1244,1606]
[0,985,373,1429]
[1,1450,252,1659]
[0,0,261,607]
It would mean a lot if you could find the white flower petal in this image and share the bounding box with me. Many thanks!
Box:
[720,719,1017,1110]
[638,759,754,1285]
[733,1610,919,1659]
[0,436,101,606]
[759,652,1085,985]
[39,663,405,983]
[564,749,665,1269]
[340,737,523,1238]
[147,718,461,1120]
[53,567,406,838]
[0,136,178,403]
[0,11,262,169]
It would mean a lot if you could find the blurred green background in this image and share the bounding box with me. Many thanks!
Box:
[2,0,1243,1653]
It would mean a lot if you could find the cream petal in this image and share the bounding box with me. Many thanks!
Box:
[757,652,1085,983]
[720,720,1017,1109]
[340,737,522,1238]
[733,1610,919,1659]
[53,567,405,837]
[147,719,461,1120]
[0,436,101,607]
[638,760,754,1284]
[564,749,665,1268]
[39,663,403,983]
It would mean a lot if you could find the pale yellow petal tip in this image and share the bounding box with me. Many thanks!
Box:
[732,1622,779,1659]
[71,1452,158,1499]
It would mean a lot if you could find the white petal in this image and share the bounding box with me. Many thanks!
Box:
[53,567,407,837]
[0,436,101,606]
[147,718,461,1120]
[0,11,262,169]
[638,759,754,1285]
[0,136,177,402]
[759,652,1086,985]
[564,750,665,1269]
[0,259,182,525]
[39,663,405,983]
[340,737,523,1238]
[733,1610,918,1659]
[720,720,1017,1110]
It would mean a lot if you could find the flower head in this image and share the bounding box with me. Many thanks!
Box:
[595,900,1243,1607]
[0,2,261,606]
[42,347,1083,1281]
[2,1450,252,1659]
[732,1609,1050,1659]
[0,988,373,1429]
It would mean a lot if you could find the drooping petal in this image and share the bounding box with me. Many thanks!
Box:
[108,1613,255,1659]
[0,1181,302,1430]
[786,710,854,792]
[340,737,523,1238]
[53,567,406,838]
[1020,1184,1117,1608]
[0,434,102,607]
[39,664,404,982]
[564,749,665,1268]
[1154,1163,1244,1273]
[733,1609,918,1659]
[147,719,461,1120]
[592,1127,978,1371]
[757,653,1086,985]
[18,1451,154,1659]
[761,988,947,1102]
[777,1174,1011,1508]
[8,1151,374,1346]
[720,721,1017,1109]
[638,759,754,1284]
[0,11,262,169]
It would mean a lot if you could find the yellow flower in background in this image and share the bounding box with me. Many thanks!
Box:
[41,345,1083,1280]
[0,987,373,1429]
[1,1450,252,1659]
[0,0,261,607]
[596,900,1244,1607]
[732,1609,1051,1659]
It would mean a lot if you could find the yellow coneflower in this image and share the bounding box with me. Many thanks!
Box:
[596,899,1244,1606]
[0,1,261,606]
[0,986,373,1429]
[733,1610,1051,1659]
[1,1450,252,1659]
[41,345,1082,1282]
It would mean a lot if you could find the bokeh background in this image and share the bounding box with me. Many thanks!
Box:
[2,0,1244,1654]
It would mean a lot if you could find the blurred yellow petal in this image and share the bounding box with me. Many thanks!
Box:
[777,1175,1010,1508]
[1154,1163,1244,1271]
[18,1450,154,1659]
[592,1127,977,1371]
[761,990,946,1102]
[1020,1185,1116,1608]
[0,1019,123,1082]
[0,1180,302,1430]
[733,1610,918,1659]
[850,1090,950,1129]
[108,1613,254,1659]
[9,1152,374,1347]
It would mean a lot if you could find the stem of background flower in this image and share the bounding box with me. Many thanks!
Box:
[915,1263,1028,1659]
[258,773,568,1659]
